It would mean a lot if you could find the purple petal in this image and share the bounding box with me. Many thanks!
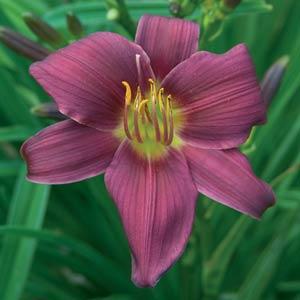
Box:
[21,120,120,184]
[135,15,199,80]
[162,44,266,149]
[30,32,154,131]
[184,146,275,219]
[105,142,198,287]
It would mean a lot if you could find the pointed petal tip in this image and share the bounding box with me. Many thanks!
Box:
[131,253,176,288]
[132,271,159,288]
[255,186,276,220]
[249,179,276,220]
[184,147,275,219]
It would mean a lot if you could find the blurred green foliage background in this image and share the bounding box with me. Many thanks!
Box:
[0,0,299,299]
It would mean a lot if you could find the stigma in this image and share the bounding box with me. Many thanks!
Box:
[121,79,174,146]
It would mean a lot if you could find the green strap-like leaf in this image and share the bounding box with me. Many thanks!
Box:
[0,165,50,300]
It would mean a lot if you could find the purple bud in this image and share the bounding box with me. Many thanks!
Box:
[0,27,50,61]
[223,0,242,9]
[66,12,83,37]
[23,13,64,47]
[261,56,289,107]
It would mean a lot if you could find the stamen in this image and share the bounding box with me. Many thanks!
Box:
[161,103,168,144]
[165,96,174,146]
[122,81,132,105]
[148,78,156,93]
[149,79,161,142]
[138,99,152,123]
[166,95,171,117]
[122,81,132,140]
[138,99,149,114]
[158,88,164,112]
[144,105,152,123]
[138,99,148,124]
[133,87,143,143]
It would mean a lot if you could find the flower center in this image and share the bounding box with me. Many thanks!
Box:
[120,79,178,158]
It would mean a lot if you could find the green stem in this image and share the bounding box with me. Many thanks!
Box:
[105,0,136,37]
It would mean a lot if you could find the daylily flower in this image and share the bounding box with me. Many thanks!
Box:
[21,15,275,287]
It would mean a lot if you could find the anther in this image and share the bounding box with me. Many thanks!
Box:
[138,99,149,114]
[122,81,133,140]
[122,81,132,105]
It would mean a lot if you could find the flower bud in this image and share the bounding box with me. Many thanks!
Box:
[0,27,50,61]
[261,56,289,107]
[223,0,242,10]
[23,13,64,47]
[169,1,181,15]
[106,8,120,21]
[66,12,83,38]
[169,0,199,17]
[31,102,67,120]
